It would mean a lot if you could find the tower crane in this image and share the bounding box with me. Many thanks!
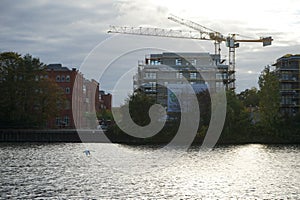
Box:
[167,14,225,56]
[108,15,273,89]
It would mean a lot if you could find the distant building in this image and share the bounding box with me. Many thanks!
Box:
[46,64,102,128]
[99,90,112,111]
[273,54,300,115]
[134,52,231,109]
[84,79,100,114]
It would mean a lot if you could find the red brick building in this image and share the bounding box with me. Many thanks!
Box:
[99,90,112,111]
[46,64,102,129]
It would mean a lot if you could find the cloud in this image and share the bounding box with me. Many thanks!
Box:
[0,0,118,66]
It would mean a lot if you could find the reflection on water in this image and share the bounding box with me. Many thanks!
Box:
[0,143,299,199]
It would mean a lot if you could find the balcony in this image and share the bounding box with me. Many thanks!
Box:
[280,90,297,94]
[279,77,297,82]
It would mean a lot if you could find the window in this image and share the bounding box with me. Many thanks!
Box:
[150,60,161,65]
[65,87,71,94]
[281,73,293,81]
[66,75,70,82]
[145,82,156,92]
[281,84,292,89]
[145,72,156,79]
[205,81,210,88]
[55,117,61,126]
[216,73,228,80]
[56,75,60,82]
[83,85,86,94]
[65,100,70,110]
[176,72,183,79]
[281,96,293,105]
[61,75,65,82]
[216,73,222,80]
[175,59,182,66]
[149,82,156,88]
[190,72,197,79]
[64,116,70,126]
[190,59,197,65]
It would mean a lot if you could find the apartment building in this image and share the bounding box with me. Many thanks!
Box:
[99,90,112,111]
[273,54,300,115]
[46,64,103,128]
[133,52,231,110]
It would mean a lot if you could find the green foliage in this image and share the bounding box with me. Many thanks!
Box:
[221,90,252,141]
[196,90,211,127]
[258,66,281,133]
[238,87,260,107]
[97,109,113,121]
[108,66,299,144]
[0,52,65,128]
[125,91,156,126]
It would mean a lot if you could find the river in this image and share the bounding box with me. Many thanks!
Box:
[0,143,299,199]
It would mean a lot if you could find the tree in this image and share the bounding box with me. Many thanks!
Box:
[196,90,211,127]
[221,90,252,141]
[0,52,23,125]
[0,52,65,128]
[258,66,280,133]
[125,91,156,126]
[36,78,66,126]
[238,87,260,107]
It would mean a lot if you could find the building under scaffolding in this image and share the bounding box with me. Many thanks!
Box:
[133,52,233,108]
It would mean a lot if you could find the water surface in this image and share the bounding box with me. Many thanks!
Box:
[0,143,299,199]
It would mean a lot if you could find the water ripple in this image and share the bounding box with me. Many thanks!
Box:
[0,143,299,199]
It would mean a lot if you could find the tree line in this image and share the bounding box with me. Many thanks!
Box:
[0,52,65,128]
[108,66,300,144]
[1,51,299,144]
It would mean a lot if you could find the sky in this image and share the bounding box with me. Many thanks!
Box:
[1,0,300,106]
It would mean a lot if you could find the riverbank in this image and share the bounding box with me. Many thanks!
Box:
[0,129,108,143]
[0,129,299,144]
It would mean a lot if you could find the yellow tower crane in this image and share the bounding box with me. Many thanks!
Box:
[108,15,273,89]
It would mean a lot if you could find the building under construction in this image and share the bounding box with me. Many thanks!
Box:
[109,15,273,112]
[273,54,300,115]
[134,52,232,108]
[109,15,273,101]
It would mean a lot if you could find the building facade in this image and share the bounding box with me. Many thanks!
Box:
[134,52,231,108]
[46,64,103,128]
[273,54,300,115]
[99,90,112,111]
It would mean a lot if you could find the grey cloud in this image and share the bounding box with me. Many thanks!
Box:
[0,0,118,68]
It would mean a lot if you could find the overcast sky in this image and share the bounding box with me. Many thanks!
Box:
[1,0,300,106]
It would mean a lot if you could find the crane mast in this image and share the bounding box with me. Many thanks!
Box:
[108,15,273,90]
